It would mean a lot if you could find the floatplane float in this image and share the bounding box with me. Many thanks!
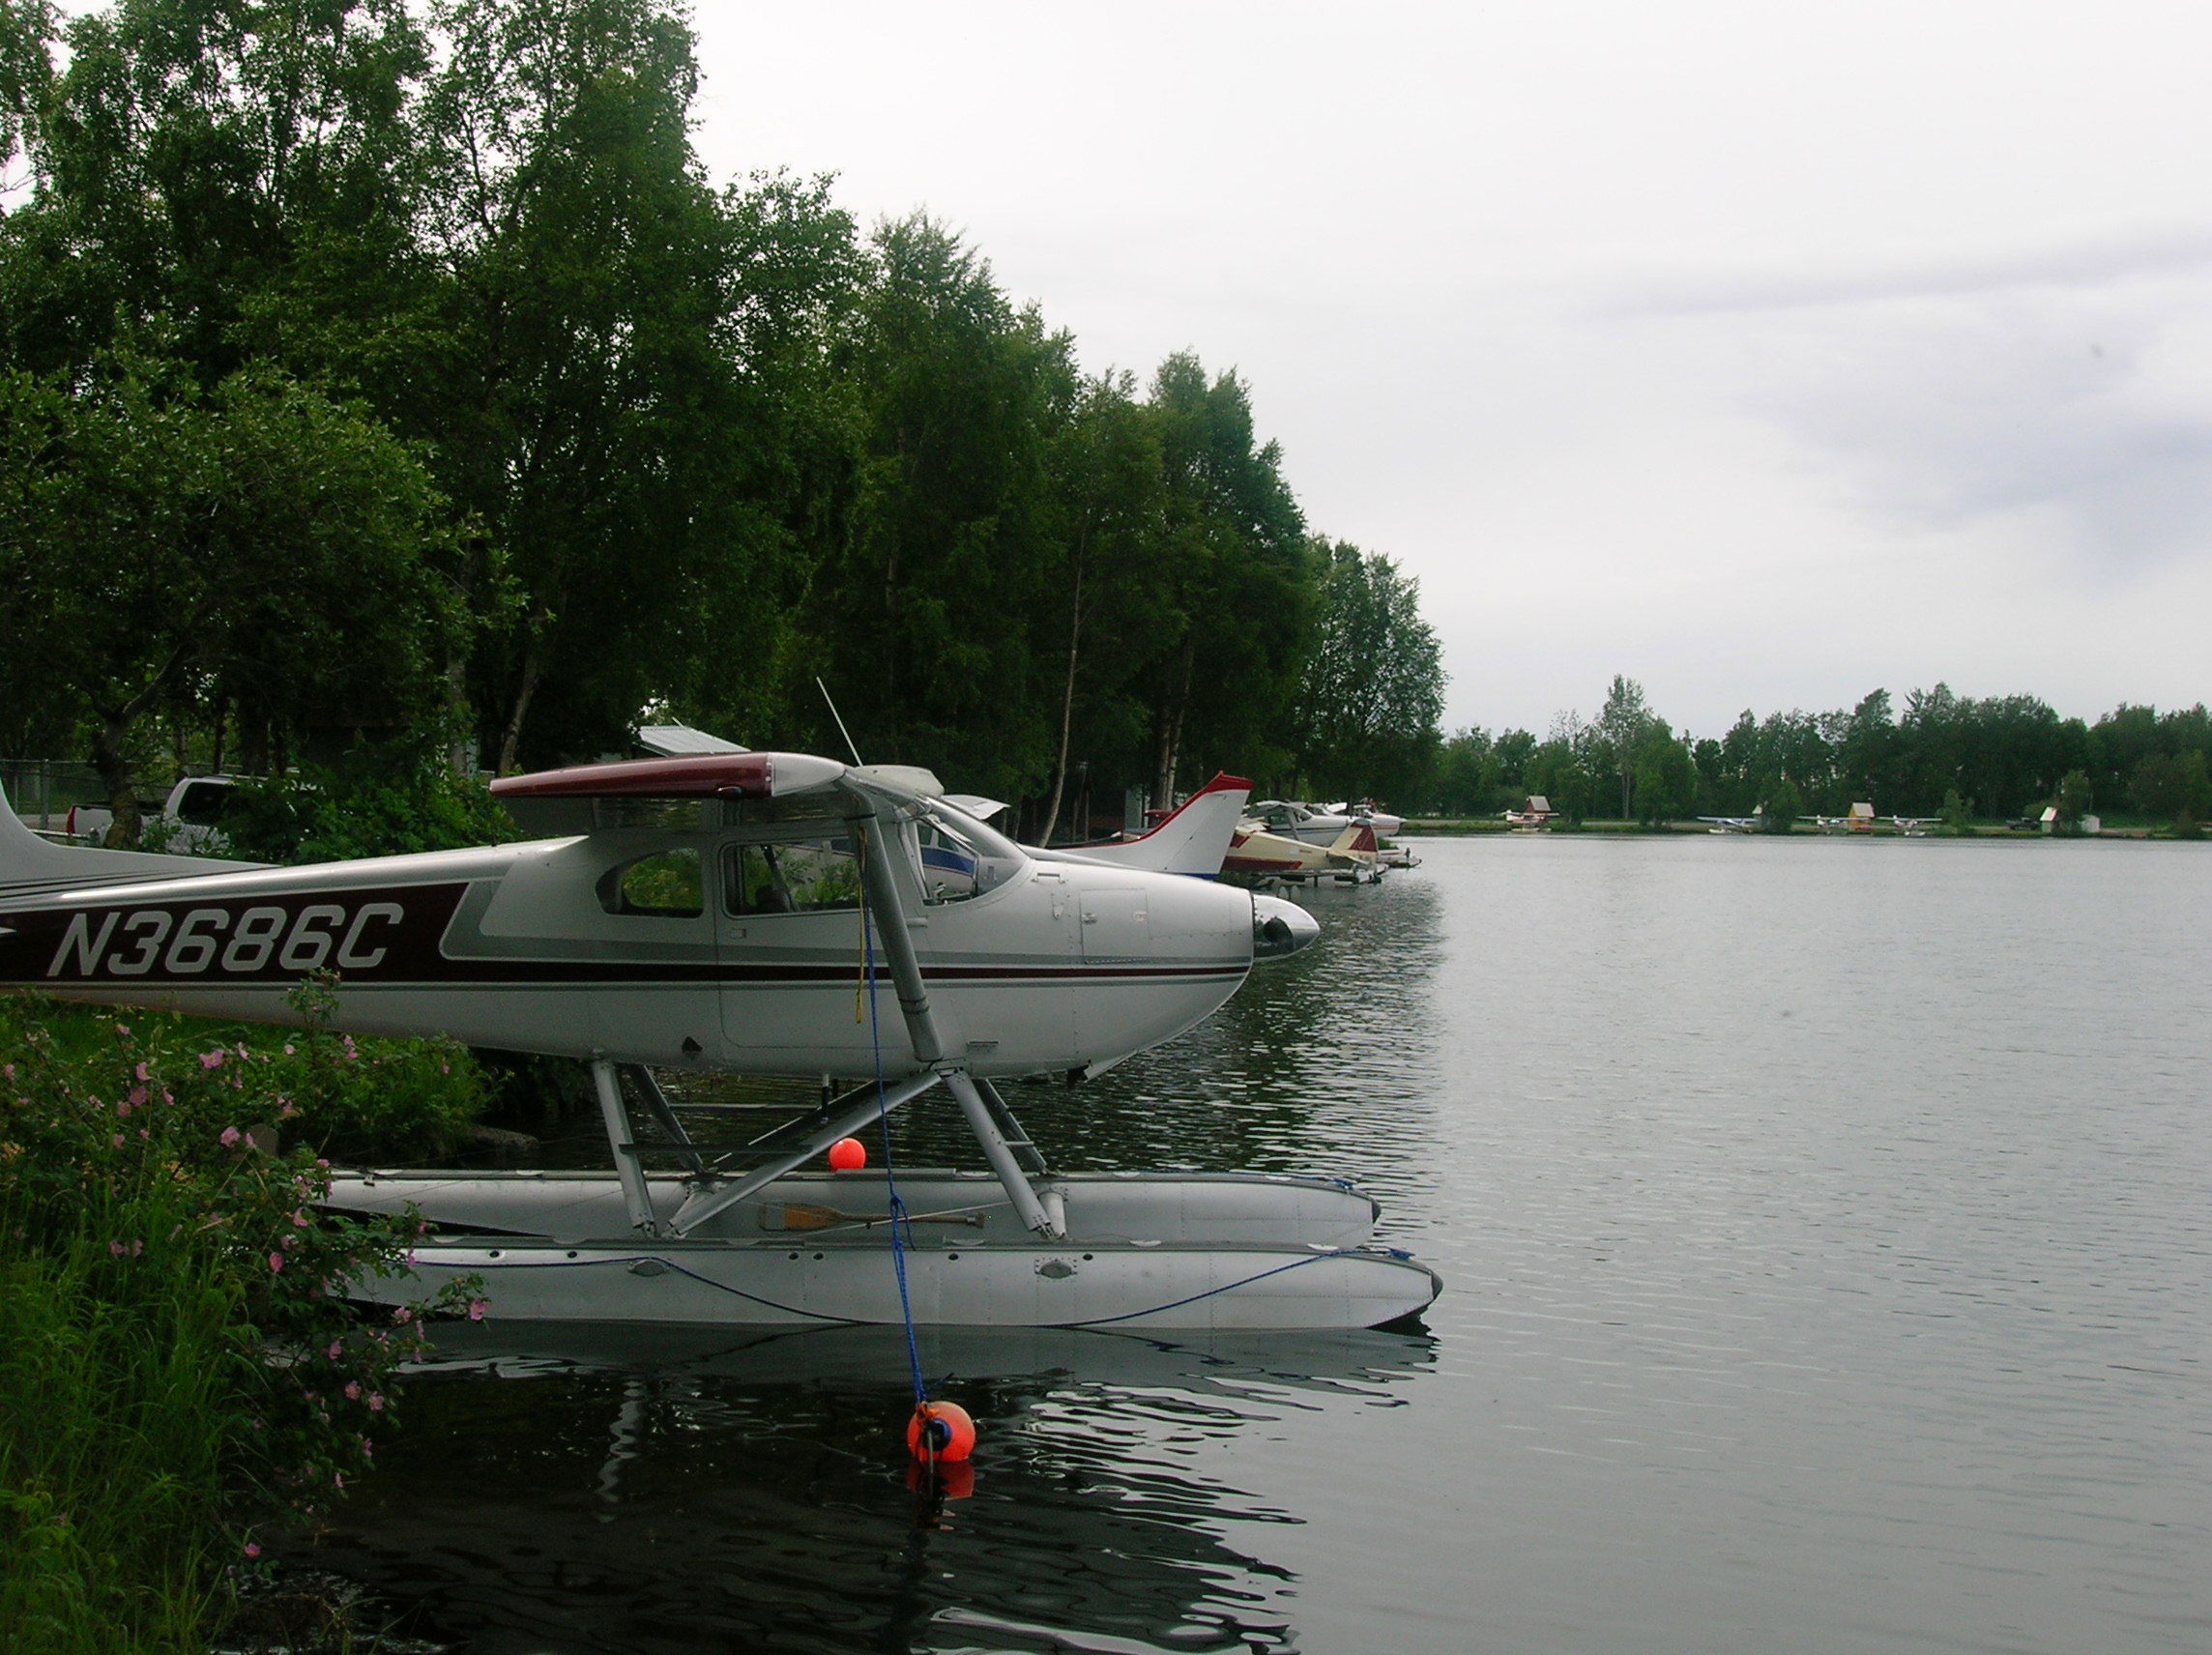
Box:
[0,753,1439,1330]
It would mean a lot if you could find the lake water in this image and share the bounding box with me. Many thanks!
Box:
[307,835,2212,1654]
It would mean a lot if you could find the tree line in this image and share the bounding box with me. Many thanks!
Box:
[0,0,1444,846]
[1434,679,2212,831]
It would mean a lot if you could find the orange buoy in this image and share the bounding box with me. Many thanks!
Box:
[827,1137,866,1171]
[906,1399,976,1463]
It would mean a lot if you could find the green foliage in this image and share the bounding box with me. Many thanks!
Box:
[2127,748,2212,834]
[1526,733,1595,826]
[218,740,516,865]
[1292,538,1445,805]
[1938,786,1974,834]
[0,992,480,1649]
[2055,769,2094,830]
[0,354,464,839]
[1761,778,1802,831]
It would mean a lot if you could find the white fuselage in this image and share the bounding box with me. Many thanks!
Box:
[0,805,1265,1079]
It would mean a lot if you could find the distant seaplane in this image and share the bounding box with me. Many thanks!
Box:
[1040,772,1251,878]
[1223,819,1382,884]
[1502,796,1555,829]
[1697,809,1765,834]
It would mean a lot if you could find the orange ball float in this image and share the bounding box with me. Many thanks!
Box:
[827,1137,866,1172]
[906,1399,976,1464]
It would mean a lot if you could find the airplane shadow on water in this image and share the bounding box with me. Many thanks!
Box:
[301,1320,1437,1655]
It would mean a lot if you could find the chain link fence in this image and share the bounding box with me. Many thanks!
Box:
[2,759,109,837]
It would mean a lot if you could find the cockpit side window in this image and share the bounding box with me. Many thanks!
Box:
[724,837,862,915]
[597,848,705,917]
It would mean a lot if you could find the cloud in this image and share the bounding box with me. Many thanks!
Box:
[1616,221,2212,316]
[1611,226,2212,574]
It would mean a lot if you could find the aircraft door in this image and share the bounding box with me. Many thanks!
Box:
[715,831,869,1072]
[1080,887,1150,962]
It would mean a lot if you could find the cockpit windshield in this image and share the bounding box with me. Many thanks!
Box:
[911,801,1025,904]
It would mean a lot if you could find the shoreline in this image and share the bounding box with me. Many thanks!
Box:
[1401,819,2189,840]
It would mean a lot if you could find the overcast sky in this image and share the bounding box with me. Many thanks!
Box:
[684,1,2212,738]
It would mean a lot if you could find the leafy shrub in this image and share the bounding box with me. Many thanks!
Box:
[0,993,480,1651]
[218,739,516,866]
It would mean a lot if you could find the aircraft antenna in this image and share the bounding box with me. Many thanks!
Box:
[816,677,864,767]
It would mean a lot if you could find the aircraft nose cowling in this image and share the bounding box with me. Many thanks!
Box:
[1250,893,1320,962]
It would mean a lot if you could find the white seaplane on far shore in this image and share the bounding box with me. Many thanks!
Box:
[1802,803,1879,834]
[1503,796,1555,829]
[0,752,1437,1331]
[1697,809,1765,834]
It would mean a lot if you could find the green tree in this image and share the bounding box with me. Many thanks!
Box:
[1938,785,1973,835]
[800,215,1075,804]
[1292,537,1445,805]
[1762,777,1803,832]
[1431,727,1497,817]
[2128,750,2212,834]
[2054,769,2094,832]
[0,357,462,841]
[1034,370,1169,842]
[419,0,819,770]
[1527,725,1595,825]
[1139,353,1308,804]
[1594,675,1656,820]
[0,0,433,384]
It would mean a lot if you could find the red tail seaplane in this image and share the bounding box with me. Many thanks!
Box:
[0,753,1437,1329]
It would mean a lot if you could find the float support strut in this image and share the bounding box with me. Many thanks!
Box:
[945,1070,1059,1236]
[666,1070,941,1237]
[591,1056,658,1236]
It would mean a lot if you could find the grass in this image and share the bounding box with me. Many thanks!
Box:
[0,1191,237,1651]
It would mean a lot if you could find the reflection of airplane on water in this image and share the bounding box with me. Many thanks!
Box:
[1,752,1438,1329]
[319,1318,1435,1653]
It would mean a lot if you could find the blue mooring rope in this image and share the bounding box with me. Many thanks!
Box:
[859,835,929,1410]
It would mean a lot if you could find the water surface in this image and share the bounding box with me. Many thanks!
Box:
[312,836,2212,1653]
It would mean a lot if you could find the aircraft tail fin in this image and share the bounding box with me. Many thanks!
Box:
[1042,772,1252,877]
[1327,824,1380,860]
[0,776,263,899]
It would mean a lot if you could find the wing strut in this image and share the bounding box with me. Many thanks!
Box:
[588,782,1066,1241]
[846,793,1061,1236]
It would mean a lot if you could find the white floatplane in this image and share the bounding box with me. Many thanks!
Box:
[0,754,1438,1329]
[1503,796,1555,829]
[1222,819,1382,884]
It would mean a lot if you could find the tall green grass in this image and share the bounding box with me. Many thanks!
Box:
[0,1198,234,1650]
[0,993,486,1652]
